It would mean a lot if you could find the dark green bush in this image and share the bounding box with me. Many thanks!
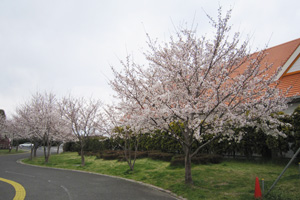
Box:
[192,154,223,164]
[63,142,80,152]
[170,154,223,166]
[84,138,104,152]
[135,151,148,158]
[148,151,174,161]
[170,155,185,166]
[96,150,123,160]
[84,151,99,157]
[102,153,120,160]
[96,150,149,161]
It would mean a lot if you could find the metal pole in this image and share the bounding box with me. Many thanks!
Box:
[265,147,300,196]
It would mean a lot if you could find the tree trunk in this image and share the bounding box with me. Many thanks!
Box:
[184,148,193,184]
[43,145,47,161]
[57,144,60,154]
[45,153,49,164]
[124,139,133,171]
[45,145,51,164]
[81,148,85,166]
[34,146,38,157]
[30,146,34,160]
[33,141,39,157]
[123,137,139,172]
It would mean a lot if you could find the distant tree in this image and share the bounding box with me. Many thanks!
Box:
[5,117,24,152]
[113,126,139,171]
[0,109,10,151]
[103,105,140,171]
[53,107,75,154]
[15,92,69,162]
[0,109,6,135]
[33,92,58,163]
[59,96,103,166]
[15,103,38,159]
[110,8,288,184]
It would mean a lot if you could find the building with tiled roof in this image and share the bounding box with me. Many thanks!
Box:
[266,38,300,114]
[236,38,300,114]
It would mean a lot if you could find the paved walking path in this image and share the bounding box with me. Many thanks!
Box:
[0,149,178,200]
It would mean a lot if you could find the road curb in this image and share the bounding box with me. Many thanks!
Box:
[18,159,186,200]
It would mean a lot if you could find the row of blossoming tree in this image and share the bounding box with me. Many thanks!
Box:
[4,92,103,166]
[107,8,289,184]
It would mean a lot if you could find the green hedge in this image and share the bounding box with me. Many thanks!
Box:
[95,150,148,161]
[170,154,223,166]
[148,151,174,161]
[76,149,223,166]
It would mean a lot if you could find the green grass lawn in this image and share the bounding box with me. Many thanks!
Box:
[0,149,27,155]
[23,152,300,200]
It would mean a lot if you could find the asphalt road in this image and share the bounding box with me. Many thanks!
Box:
[0,149,178,200]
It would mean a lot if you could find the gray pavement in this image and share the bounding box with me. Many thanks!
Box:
[0,148,178,200]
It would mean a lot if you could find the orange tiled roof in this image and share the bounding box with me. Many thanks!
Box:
[263,38,300,75]
[250,38,300,98]
[277,73,300,97]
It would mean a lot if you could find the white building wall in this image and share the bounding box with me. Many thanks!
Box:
[287,56,300,73]
[284,100,300,115]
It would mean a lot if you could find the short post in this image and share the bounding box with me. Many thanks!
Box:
[261,178,264,196]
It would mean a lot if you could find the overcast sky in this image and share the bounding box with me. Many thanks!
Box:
[1,0,299,118]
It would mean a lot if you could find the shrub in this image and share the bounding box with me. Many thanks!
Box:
[96,150,123,160]
[170,154,223,166]
[95,150,149,161]
[84,138,104,153]
[102,153,120,160]
[170,155,185,166]
[84,151,99,157]
[192,154,223,164]
[148,151,174,161]
[136,151,148,159]
[64,142,80,152]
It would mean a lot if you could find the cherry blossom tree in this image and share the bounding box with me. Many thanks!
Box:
[110,8,288,184]
[0,109,6,138]
[33,92,58,163]
[15,102,40,159]
[0,109,10,151]
[15,92,68,162]
[59,96,103,166]
[52,111,74,154]
[0,109,5,128]
[103,105,141,171]
[5,117,24,152]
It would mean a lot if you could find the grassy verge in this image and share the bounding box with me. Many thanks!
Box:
[0,149,27,155]
[22,152,300,200]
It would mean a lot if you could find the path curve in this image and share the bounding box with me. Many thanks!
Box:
[0,150,179,200]
[0,177,26,200]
